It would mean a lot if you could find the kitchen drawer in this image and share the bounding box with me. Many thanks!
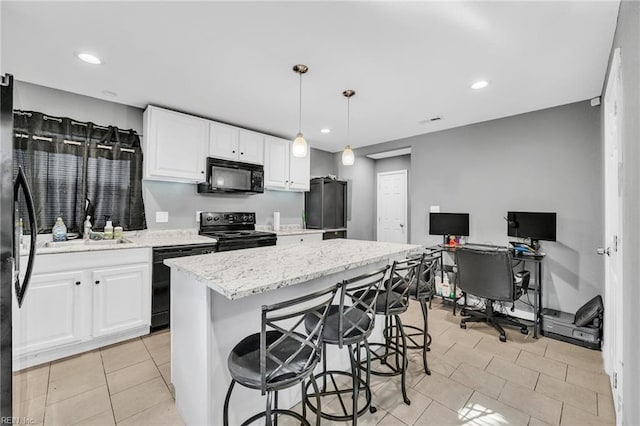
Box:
[276,233,323,246]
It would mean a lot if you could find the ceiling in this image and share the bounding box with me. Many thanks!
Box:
[1,1,620,153]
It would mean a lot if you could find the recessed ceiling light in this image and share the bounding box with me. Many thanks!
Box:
[75,52,102,65]
[471,80,489,90]
[320,128,331,134]
[101,90,117,97]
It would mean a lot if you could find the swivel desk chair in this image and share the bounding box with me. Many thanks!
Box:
[456,245,530,342]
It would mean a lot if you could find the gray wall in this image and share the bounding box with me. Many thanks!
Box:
[335,153,376,241]
[348,101,603,314]
[12,81,312,229]
[310,148,336,177]
[603,2,640,424]
[374,155,411,240]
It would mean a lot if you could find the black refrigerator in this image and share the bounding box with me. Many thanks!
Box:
[0,74,38,418]
[304,177,347,238]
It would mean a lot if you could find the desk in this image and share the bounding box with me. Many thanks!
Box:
[430,244,545,338]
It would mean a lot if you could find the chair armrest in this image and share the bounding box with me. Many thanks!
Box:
[514,270,530,292]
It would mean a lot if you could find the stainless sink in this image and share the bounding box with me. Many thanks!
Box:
[44,238,132,248]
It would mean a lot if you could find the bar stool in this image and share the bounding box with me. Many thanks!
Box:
[387,253,439,375]
[223,285,337,426]
[362,254,424,406]
[302,266,388,425]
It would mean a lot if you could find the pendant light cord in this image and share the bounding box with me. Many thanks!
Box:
[347,96,351,143]
[298,73,303,134]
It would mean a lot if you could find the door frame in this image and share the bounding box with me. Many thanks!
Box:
[376,169,408,243]
[603,47,623,420]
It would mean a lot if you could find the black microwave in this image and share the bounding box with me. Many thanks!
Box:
[197,157,264,194]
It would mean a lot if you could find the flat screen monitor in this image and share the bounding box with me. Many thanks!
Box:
[507,211,557,242]
[429,213,469,236]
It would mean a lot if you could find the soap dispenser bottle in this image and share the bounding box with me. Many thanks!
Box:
[52,217,67,242]
[104,216,114,240]
[83,216,92,241]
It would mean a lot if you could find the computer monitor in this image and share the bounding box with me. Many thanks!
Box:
[507,211,557,242]
[429,213,470,236]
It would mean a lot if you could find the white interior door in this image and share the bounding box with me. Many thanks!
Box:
[602,47,623,422]
[377,170,407,243]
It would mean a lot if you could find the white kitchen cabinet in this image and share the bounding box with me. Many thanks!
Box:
[264,136,310,191]
[143,106,209,183]
[264,136,290,189]
[209,123,264,165]
[12,248,151,370]
[276,233,323,246]
[92,264,150,338]
[13,270,86,356]
[289,150,311,191]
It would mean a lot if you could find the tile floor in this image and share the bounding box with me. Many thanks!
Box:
[13,301,615,425]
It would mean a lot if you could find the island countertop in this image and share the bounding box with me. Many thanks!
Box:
[164,239,422,300]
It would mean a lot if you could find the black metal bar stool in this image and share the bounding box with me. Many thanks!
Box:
[387,253,439,375]
[223,285,337,426]
[361,254,424,406]
[302,266,388,425]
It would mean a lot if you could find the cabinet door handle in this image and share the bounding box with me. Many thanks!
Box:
[75,281,81,286]
[95,280,100,285]
[232,150,236,154]
[201,171,205,174]
[240,152,244,155]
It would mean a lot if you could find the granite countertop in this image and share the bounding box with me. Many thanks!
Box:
[22,229,216,255]
[164,239,422,300]
[255,225,324,236]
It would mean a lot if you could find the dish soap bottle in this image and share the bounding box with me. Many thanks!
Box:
[83,216,92,241]
[52,217,67,242]
[104,218,114,240]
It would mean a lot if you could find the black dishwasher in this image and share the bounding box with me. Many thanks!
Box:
[152,243,217,330]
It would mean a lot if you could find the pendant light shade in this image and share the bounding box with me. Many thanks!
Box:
[292,64,308,157]
[342,89,356,166]
[342,145,355,166]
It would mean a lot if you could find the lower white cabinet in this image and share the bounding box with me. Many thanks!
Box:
[92,264,151,337]
[276,233,323,246]
[12,248,151,370]
[13,270,86,355]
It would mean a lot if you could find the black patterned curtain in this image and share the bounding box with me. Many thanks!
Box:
[13,110,146,233]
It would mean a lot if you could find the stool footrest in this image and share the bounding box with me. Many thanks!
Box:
[304,370,373,421]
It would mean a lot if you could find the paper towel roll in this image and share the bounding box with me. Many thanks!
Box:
[273,212,280,232]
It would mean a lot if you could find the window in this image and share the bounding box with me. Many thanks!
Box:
[13,110,146,233]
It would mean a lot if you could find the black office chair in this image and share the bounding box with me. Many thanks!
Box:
[455,245,530,342]
[223,285,337,426]
[303,266,388,424]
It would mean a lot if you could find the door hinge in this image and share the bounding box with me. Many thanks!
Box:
[613,372,618,389]
[613,235,619,252]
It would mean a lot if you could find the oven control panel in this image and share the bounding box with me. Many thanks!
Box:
[201,212,256,226]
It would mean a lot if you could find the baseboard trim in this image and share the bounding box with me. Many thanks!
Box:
[13,326,150,371]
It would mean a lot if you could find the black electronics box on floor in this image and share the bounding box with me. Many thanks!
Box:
[542,307,603,351]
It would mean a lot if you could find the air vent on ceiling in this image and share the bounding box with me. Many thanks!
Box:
[418,115,444,125]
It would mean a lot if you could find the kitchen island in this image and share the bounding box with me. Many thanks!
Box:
[165,239,421,425]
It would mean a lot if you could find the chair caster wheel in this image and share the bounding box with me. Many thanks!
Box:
[499,334,507,342]
[460,322,467,329]
[521,328,528,335]
[370,406,377,414]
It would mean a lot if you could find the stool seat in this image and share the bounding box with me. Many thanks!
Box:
[228,330,315,390]
[360,289,406,315]
[305,305,371,344]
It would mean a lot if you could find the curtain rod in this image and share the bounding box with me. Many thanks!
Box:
[13,109,140,136]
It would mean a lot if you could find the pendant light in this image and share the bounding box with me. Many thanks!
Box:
[341,89,356,166]
[292,64,309,157]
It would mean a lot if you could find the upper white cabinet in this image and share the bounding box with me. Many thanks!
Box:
[264,136,310,192]
[209,123,264,165]
[143,106,209,183]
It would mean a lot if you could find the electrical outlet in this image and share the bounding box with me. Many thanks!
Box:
[155,211,169,223]
[196,211,203,223]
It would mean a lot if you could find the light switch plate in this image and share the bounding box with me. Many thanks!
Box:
[430,205,440,213]
[196,211,203,223]
[155,211,169,223]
